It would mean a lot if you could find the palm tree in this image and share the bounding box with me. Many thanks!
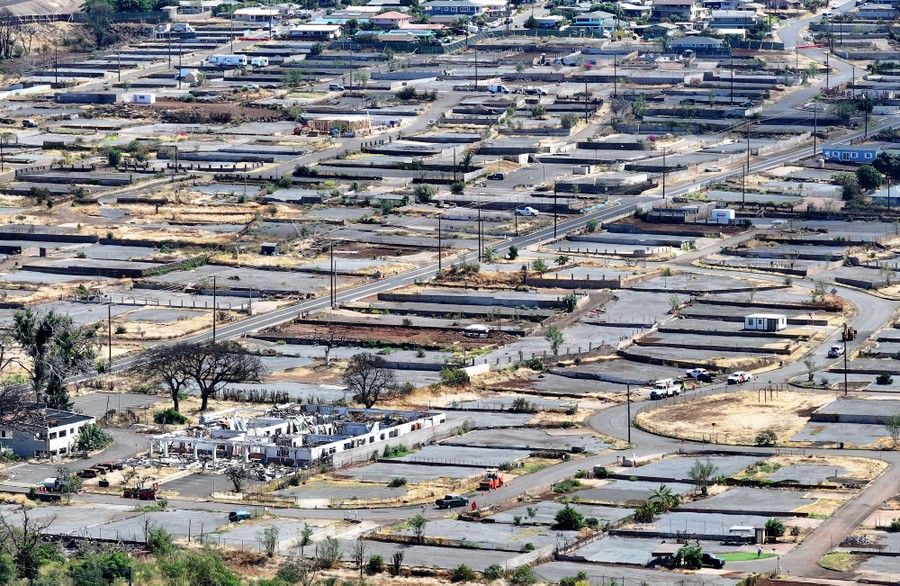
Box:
[649,484,680,514]
[458,149,475,173]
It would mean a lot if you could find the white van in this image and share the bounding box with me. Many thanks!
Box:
[488,84,510,94]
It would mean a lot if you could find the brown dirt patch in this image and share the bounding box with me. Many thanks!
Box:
[635,390,833,445]
[257,322,514,350]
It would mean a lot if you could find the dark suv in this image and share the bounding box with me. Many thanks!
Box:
[435,494,469,509]
[702,553,726,569]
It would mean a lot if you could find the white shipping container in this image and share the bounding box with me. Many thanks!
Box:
[710,209,735,225]
[132,93,156,104]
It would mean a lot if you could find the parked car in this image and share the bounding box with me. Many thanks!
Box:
[515,207,540,216]
[242,83,260,91]
[704,165,723,172]
[228,510,252,522]
[328,83,345,91]
[702,553,726,569]
[696,372,715,383]
[488,173,505,180]
[727,371,752,385]
[435,494,469,509]
[827,344,844,358]
[685,368,710,379]
[22,119,38,128]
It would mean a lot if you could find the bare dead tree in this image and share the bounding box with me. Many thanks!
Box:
[343,353,395,409]
[142,342,265,411]
[139,342,195,412]
[225,465,252,493]
[0,507,56,581]
[320,322,344,366]
[0,10,20,61]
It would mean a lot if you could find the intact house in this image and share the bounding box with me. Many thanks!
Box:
[287,24,343,40]
[668,35,725,53]
[652,0,708,22]
[147,404,447,467]
[821,144,884,164]
[709,9,760,30]
[423,0,486,20]
[371,10,413,28]
[233,6,284,23]
[572,11,617,34]
[0,407,96,458]
[744,313,787,332]
[621,2,653,18]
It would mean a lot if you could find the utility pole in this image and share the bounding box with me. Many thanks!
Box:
[743,121,751,208]
[330,242,336,307]
[477,204,483,260]
[730,63,734,106]
[212,276,217,342]
[626,383,631,445]
[117,51,121,83]
[813,106,818,158]
[514,206,519,236]
[864,92,870,138]
[168,31,172,68]
[843,331,848,397]
[613,56,617,97]
[54,45,59,86]
[107,303,112,366]
[230,14,234,53]
[438,215,442,271]
[825,52,830,91]
[553,183,558,238]
[851,65,855,99]
[178,50,183,90]
[474,48,478,90]
[661,148,667,205]
[584,78,589,123]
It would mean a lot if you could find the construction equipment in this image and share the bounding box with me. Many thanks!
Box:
[123,485,158,500]
[842,324,857,341]
[478,469,504,491]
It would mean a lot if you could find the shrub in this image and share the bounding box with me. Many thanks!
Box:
[413,184,436,203]
[755,429,778,446]
[523,357,545,371]
[440,368,470,387]
[367,554,384,574]
[888,518,900,532]
[675,544,703,570]
[585,517,600,529]
[387,477,407,488]
[508,566,537,585]
[585,220,598,233]
[877,372,894,385]
[560,573,589,586]
[483,564,504,580]
[452,564,476,582]
[154,408,187,425]
[554,504,585,530]
[765,518,786,540]
[450,181,465,194]
[507,245,518,260]
[395,86,417,100]
[75,423,113,452]
[522,542,535,551]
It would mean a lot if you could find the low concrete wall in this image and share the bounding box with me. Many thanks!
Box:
[331,421,458,468]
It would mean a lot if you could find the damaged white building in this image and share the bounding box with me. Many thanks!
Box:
[147,404,447,467]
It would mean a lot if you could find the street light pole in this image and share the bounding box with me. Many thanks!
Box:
[211,276,217,342]
[438,215,442,271]
[661,148,667,205]
[553,183,558,239]
[626,383,631,445]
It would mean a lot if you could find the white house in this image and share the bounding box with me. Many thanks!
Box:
[0,407,96,458]
[744,313,787,332]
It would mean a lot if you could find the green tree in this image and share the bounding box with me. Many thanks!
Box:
[531,258,549,274]
[554,504,585,530]
[282,69,304,88]
[106,148,122,167]
[675,545,703,569]
[649,484,680,513]
[13,309,98,410]
[75,423,113,454]
[0,554,12,585]
[874,151,900,181]
[69,550,132,586]
[765,518,786,540]
[555,255,570,267]
[83,0,115,47]
[885,414,900,447]
[857,164,884,191]
[413,184,436,203]
[260,526,280,558]
[409,515,427,543]
[157,547,241,586]
[524,15,538,28]
[688,458,719,493]
[832,172,861,201]
[509,566,537,585]
[545,324,564,355]
[507,245,518,260]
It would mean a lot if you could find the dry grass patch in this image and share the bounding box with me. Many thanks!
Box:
[635,389,833,445]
